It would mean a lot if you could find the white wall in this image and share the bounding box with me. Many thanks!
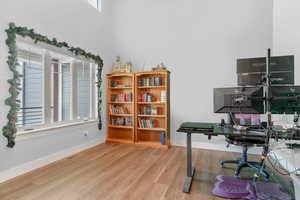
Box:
[273,0,300,84]
[110,0,273,147]
[0,0,113,173]
[0,0,274,179]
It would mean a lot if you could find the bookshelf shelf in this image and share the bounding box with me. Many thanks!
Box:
[135,141,169,149]
[137,128,166,131]
[138,115,166,118]
[106,70,170,148]
[110,114,133,117]
[138,86,166,89]
[110,87,132,89]
[137,102,166,105]
[108,102,133,104]
[108,125,133,129]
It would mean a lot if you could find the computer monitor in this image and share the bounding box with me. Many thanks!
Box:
[214,87,264,114]
[271,86,300,114]
[237,55,294,86]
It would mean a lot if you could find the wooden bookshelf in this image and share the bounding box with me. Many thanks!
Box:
[106,70,170,148]
[135,70,170,148]
[106,73,135,144]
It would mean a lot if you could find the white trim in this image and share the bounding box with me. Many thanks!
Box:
[16,119,98,141]
[173,140,261,155]
[0,139,104,184]
[70,62,74,120]
[58,62,63,121]
[89,63,93,118]
[41,51,46,125]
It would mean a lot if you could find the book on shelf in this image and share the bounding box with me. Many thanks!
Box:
[139,106,158,115]
[138,93,154,102]
[160,90,167,102]
[111,117,132,126]
[138,77,162,87]
[138,119,155,128]
[110,80,119,88]
[111,92,133,102]
[110,80,131,88]
[110,105,129,114]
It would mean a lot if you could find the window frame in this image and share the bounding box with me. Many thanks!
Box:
[16,42,98,135]
[87,0,101,12]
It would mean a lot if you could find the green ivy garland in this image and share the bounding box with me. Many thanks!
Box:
[3,22,103,148]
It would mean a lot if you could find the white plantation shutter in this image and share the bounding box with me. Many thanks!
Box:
[61,63,71,120]
[17,49,44,127]
[72,61,79,120]
[77,62,91,119]
[44,53,52,124]
[90,64,96,118]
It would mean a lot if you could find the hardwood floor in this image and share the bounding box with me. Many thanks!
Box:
[0,143,258,200]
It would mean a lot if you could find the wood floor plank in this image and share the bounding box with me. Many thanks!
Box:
[0,143,262,200]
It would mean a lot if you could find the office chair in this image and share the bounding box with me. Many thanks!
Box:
[221,135,269,180]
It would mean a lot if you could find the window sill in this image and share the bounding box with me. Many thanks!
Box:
[16,119,98,141]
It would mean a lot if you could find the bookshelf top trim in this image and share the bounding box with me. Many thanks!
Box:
[107,73,134,77]
[106,70,170,77]
[136,70,170,76]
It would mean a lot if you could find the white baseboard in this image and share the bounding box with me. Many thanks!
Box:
[0,139,104,183]
[173,140,261,155]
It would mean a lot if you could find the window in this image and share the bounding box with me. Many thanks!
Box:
[16,40,97,132]
[87,0,101,12]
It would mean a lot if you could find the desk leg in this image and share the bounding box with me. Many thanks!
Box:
[183,132,195,193]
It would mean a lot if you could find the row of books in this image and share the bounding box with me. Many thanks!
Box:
[111,93,133,102]
[138,119,155,128]
[138,77,163,87]
[138,93,154,102]
[111,117,132,126]
[110,105,129,114]
[139,106,158,115]
[137,91,167,103]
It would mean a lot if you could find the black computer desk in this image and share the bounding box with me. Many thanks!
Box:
[176,122,298,193]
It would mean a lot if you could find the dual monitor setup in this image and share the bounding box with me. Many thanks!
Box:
[214,55,300,117]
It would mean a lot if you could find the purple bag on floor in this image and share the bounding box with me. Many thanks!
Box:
[247,181,293,200]
[212,175,292,200]
[212,175,251,199]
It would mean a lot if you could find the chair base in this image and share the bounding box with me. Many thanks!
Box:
[221,159,269,180]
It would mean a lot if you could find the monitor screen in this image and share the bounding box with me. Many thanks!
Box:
[271,86,300,114]
[237,55,294,86]
[214,87,264,114]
